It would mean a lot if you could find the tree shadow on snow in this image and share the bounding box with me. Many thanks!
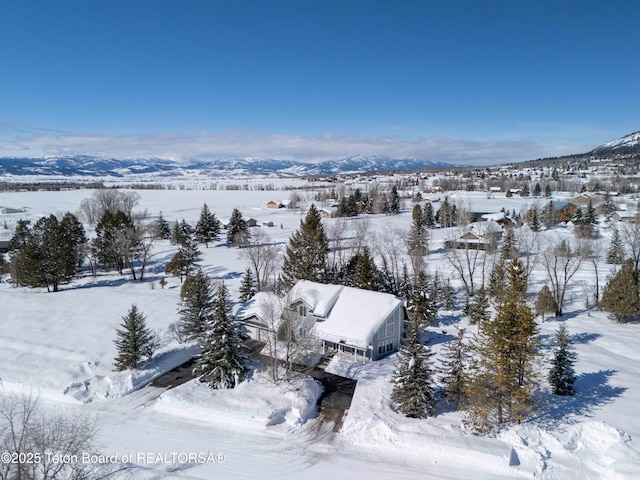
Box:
[425,330,457,346]
[528,369,626,432]
[538,332,601,350]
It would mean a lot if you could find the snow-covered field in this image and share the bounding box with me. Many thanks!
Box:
[1,184,640,479]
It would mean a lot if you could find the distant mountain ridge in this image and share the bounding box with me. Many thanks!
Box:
[589,131,640,156]
[0,155,455,178]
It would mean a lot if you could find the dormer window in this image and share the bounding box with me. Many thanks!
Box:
[298,305,307,317]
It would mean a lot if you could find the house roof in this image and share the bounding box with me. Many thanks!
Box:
[291,280,402,349]
[235,291,283,328]
[290,280,343,318]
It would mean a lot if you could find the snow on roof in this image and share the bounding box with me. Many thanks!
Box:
[291,280,401,349]
[313,285,402,349]
[290,280,343,318]
[481,212,505,221]
[235,291,283,327]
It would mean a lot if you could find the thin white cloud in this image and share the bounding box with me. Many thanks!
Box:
[0,129,595,165]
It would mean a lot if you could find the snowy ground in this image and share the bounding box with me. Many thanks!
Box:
[1,185,640,479]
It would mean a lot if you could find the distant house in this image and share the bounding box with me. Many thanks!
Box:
[572,193,597,206]
[318,207,337,219]
[262,221,274,227]
[444,226,499,251]
[266,201,280,209]
[236,280,406,362]
[553,202,578,223]
[247,218,258,227]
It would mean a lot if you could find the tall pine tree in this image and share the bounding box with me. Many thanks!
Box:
[194,203,220,247]
[391,312,436,418]
[114,304,156,371]
[194,283,248,389]
[238,267,257,304]
[279,204,329,290]
[465,261,540,432]
[179,269,215,342]
[227,208,250,247]
[440,327,468,409]
[548,323,577,396]
[606,227,625,264]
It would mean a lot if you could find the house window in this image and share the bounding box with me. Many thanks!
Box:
[385,319,394,337]
[298,305,307,317]
[378,340,393,355]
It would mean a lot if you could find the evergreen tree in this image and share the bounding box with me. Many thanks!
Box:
[390,312,436,418]
[114,304,156,371]
[238,267,257,304]
[194,203,220,247]
[279,204,329,290]
[408,209,429,257]
[606,227,625,264]
[379,257,397,295]
[585,200,598,225]
[341,247,381,291]
[389,185,401,214]
[541,201,558,228]
[398,263,413,305]
[544,184,552,198]
[423,202,435,228]
[534,285,557,322]
[409,270,437,326]
[440,327,469,409]
[440,278,455,310]
[572,207,585,225]
[227,208,250,247]
[194,282,248,389]
[10,213,87,292]
[464,266,540,432]
[600,192,617,216]
[533,183,542,197]
[526,205,540,232]
[548,324,577,396]
[179,269,215,342]
[165,240,201,282]
[468,286,490,326]
[598,259,640,323]
[155,212,171,240]
[171,219,193,246]
[436,197,457,227]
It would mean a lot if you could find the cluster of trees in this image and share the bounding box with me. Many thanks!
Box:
[335,185,401,217]
[9,214,86,292]
[178,270,248,388]
[392,258,578,432]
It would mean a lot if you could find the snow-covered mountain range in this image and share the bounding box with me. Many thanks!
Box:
[0,154,454,179]
[590,131,640,156]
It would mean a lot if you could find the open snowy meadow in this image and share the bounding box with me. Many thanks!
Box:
[1,181,640,479]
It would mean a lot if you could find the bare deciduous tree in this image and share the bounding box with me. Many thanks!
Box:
[0,394,109,480]
[350,217,371,256]
[515,226,540,278]
[240,229,281,292]
[254,290,316,383]
[540,239,583,316]
[376,227,406,284]
[78,189,141,225]
[326,218,348,269]
[446,229,485,297]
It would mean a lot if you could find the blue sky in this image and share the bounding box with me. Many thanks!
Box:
[1,0,638,164]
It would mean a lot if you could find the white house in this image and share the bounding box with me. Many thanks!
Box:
[236,280,406,362]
